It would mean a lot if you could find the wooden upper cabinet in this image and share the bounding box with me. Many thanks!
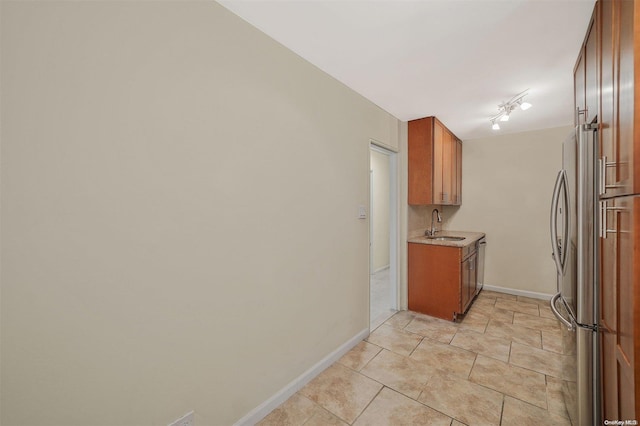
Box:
[408,117,433,204]
[575,10,597,125]
[586,14,598,124]
[600,0,615,193]
[455,139,462,205]
[442,129,455,204]
[575,41,587,125]
[598,0,639,198]
[408,116,462,206]
[433,120,444,203]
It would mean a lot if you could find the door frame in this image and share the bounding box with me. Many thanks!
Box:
[369,141,399,321]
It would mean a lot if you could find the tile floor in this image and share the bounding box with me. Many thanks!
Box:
[258,290,572,426]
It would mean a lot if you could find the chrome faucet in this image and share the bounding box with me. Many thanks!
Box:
[426,208,442,236]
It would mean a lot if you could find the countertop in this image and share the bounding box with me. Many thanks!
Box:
[407,230,485,248]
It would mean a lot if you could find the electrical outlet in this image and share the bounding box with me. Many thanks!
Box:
[168,411,194,426]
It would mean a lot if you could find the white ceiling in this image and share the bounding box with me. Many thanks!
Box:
[218,0,595,140]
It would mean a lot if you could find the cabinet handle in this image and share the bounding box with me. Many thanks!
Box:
[600,201,625,238]
[601,155,625,192]
[576,107,587,124]
[599,157,605,195]
[600,200,607,239]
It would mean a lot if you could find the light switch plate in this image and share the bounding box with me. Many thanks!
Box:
[358,205,367,219]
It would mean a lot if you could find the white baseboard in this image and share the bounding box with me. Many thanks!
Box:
[482,284,553,300]
[233,327,370,426]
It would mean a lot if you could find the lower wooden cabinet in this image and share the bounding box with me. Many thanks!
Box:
[600,195,640,420]
[408,242,479,321]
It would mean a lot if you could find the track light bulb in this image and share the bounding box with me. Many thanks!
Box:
[520,102,532,110]
[492,122,500,130]
[500,114,510,122]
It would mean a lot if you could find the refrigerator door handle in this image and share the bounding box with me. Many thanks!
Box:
[550,170,568,275]
[550,292,574,331]
[560,171,570,271]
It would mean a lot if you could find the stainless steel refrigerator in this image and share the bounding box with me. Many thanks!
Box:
[550,123,600,426]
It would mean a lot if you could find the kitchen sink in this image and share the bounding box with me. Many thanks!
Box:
[425,236,465,241]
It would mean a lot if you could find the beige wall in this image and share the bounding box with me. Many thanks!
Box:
[0,2,400,425]
[408,126,571,295]
[370,150,390,271]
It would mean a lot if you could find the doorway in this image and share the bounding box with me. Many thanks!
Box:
[370,143,398,330]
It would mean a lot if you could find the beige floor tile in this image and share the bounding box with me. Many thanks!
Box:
[418,372,504,426]
[489,307,513,323]
[410,338,477,379]
[517,295,552,306]
[458,311,490,333]
[472,297,497,310]
[366,324,423,356]
[450,329,512,362]
[299,364,383,424]
[488,307,516,322]
[338,341,382,371]
[404,315,459,344]
[469,355,547,409]
[546,376,570,419]
[468,304,515,323]
[257,393,316,426]
[479,290,517,300]
[509,342,574,381]
[353,387,451,426]
[384,310,416,329]
[490,291,518,300]
[494,299,540,316]
[513,312,561,332]
[501,396,571,425]
[304,406,349,426]
[451,421,467,426]
[485,319,542,348]
[360,349,432,399]
[541,329,562,353]
[538,304,557,320]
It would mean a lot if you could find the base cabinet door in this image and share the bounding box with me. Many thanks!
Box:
[408,242,479,321]
[600,195,640,420]
[408,243,460,321]
[461,256,471,314]
[460,252,477,313]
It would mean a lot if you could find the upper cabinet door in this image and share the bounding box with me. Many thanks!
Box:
[600,0,615,194]
[408,117,434,205]
[574,11,597,125]
[453,138,462,206]
[598,0,638,198]
[441,129,455,205]
[575,45,587,125]
[433,121,445,204]
[585,15,598,125]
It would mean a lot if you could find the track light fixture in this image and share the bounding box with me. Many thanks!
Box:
[490,89,531,130]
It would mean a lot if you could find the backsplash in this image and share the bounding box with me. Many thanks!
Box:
[408,205,459,238]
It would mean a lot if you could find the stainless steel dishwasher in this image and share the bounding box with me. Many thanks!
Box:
[476,237,486,292]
